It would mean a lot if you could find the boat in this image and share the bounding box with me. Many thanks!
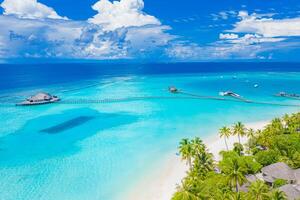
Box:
[254,84,259,88]
[16,92,60,106]
[169,86,179,93]
[219,91,241,98]
[276,92,287,97]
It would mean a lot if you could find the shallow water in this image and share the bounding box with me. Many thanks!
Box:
[0,63,300,200]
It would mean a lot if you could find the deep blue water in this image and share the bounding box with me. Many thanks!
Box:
[1,62,299,90]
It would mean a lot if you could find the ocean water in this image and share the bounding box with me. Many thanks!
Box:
[0,63,300,200]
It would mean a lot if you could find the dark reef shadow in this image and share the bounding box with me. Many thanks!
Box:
[40,116,96,134]
[0,108,138,166]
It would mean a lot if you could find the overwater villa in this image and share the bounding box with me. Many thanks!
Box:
[17,92,60,106]
[276,92,300,98]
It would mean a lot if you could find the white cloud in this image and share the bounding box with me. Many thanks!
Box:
[222,34,285,45]
[233,11,300,37]
[166,42,263,60]
[0,15,174,60]
[211,10,237,21]
[209,10,300,60]
[0,0,176,60]
[219,33,239,40]
[126,25,174,50]
[1,0,67,20]
[166,43,204,60]
[88,0,161,31]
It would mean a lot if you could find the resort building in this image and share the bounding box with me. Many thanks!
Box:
[279,184,300,200]
[17,92,60,106]
[240,162,300,199]
[28,93,54,102]
[261,162,297,184]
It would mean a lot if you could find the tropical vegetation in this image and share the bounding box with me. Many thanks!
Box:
[173,112,300,200]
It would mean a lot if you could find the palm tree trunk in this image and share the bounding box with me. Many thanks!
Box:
[238,133,241,144]
[224,138,228,151]
[188,157,192,169]
[236,179,239,193]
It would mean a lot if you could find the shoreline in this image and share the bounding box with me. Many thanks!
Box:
[125,120,269,200]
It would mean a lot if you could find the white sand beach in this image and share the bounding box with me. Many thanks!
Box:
[127,120,268,200]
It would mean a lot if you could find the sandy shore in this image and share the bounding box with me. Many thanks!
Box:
[125,120,268,200]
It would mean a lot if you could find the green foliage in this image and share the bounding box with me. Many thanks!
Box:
[247,180,269,200]
[239,156,262,174]
[233,122,247,144]
[172,181,200,200]
[219,126,231,151]
[219,151,261,176]
[273,179,287,188]
[233,143,244,156]
[173,113,300,200]
[179,138,193,168]
[255,150,279,167]
[252,113,300,168]
[269,189,287,200]
[219,151,247,192]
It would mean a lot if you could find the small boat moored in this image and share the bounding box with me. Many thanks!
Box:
[16,92,60,106]
[169,86,179,93]
[219,91,241,98]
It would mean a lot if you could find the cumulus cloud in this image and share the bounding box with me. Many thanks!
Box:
[207,10,300,60]
[0,18,172,60]
[1,0,67,20]
[88,0,161,31]
[0,0,175,60]
[219,33,239,40]
[220,33,285,45]
[232,11,300,37]
[1,0,300,61]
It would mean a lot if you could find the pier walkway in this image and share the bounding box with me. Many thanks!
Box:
[0,89,299,107]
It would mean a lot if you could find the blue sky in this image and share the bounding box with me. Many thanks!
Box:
[1,0,300,62]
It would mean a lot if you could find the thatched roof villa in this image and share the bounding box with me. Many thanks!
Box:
[261,162,297,184]
[17,92,60,106]
[279,184,300,200]
[239,162,300,199]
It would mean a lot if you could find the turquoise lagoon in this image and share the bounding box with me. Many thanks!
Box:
[0,64,300,200]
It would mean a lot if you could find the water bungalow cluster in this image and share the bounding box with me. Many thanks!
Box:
[15,86,300,107]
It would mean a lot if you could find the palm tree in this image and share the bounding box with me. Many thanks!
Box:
[222,158,247,192]
[179,139,193,169]
[172,182,199,200]
[247,128,256,139]
[219,126,231,150]
[233,122,246,144]
[247,180,269,200]
[194,151,214,173]
[269,189,287,200]
[191,137,205,156]
[227,192,244,200]
[282,114,290,129]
